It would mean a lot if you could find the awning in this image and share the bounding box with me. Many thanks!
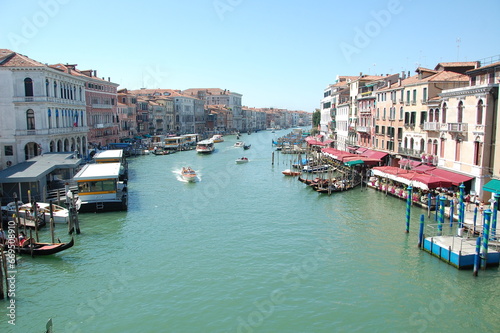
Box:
[345,160,364,166]
[398,158,421,168]
[355,147,368,154]
[412,165,436,173]
[134,136,142,139]
[361,149,388,160]
[346,146,357,152]
[483,179,500,193]
[425,168,474,186]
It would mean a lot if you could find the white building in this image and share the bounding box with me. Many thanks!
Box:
[0,49,88,169]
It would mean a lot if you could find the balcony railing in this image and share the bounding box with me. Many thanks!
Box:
[13,96,86,106]
[92,103,113,109]
[16,127,88,136]
[446,123,468,132]
[423,122,441,131]
[398,147,424,158]
[356,126,371,133]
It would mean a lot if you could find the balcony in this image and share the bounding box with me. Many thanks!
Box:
[16,126,88,136]
[398,147,424,158]
[13,96,86,106]
[356,126,371,133]
[446,123,468,132]
[472,124,485,136]
[423,122,442,131]
[94,123,115,129]
[92,103,113,109]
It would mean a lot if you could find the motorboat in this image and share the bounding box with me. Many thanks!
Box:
[196,139,215,153]
[243,144,251,150]
[3,201,72,224]
[181,167,197,182]
[211,134,224,143]
[234,141,245,147]
[235,157,249,164]
[282,169,301,176]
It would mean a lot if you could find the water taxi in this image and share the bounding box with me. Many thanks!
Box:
[73,162,127,213]
[211,134,224,143]
[234,141,244,147]
[196,139,215,153]
[181,167,197,182]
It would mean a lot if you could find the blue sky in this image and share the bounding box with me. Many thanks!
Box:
[1,0,499,112]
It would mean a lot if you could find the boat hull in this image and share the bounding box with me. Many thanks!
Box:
[78,196,128,213]
[12,237,74,256]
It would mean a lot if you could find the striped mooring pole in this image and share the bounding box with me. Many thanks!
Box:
[438,196,446,236]
[449,199,454,227]
[481,209,492,270]
[405,186,413,233]
[418,214,425,248]
[458,183,465,228]
[473,236,481,277]
[491,192,500,240]
[473,206,478,235]
[435,194,439,222]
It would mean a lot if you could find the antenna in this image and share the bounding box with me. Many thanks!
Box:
[456,38,461,61]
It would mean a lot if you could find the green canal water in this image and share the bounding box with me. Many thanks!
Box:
[1,129,500,333]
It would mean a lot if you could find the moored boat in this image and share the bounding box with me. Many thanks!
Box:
[7,237,74,256]
[282,169,301,176]
[3,201,71,224]
[73,162,128,213]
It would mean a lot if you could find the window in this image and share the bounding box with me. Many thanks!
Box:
[412,89,417,104]
[474,140,482,166]
[440,138,445,158]
[404,112,410,125]
[400,107,404,120]
[442,103,447,123]
[48,108,52,129]
[457,101,463,123]
[477,100,483,125]
[45,79,49,96]
[423,88,427,102]
[4,145,13,156]
[406,90,410,104]
[420,111,427,125]
[24,78,33,97]
[26,109,35,130]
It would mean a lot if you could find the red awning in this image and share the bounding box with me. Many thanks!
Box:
[355,147,368,154]
[399,173,452,189]
[361,149,388,159]
[346,146,357,152]
[398,158,421,168]
[424,168,474,186]
[412,165,436,173]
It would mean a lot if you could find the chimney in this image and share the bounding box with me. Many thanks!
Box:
[407,71,410,78]
[359,72,363,77]
[93,70,97,77]
[108,77,110,82]
[401,71,405,79]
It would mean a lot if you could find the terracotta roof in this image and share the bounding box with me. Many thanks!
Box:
[128,88,197,99]
[0,49,45,67]
[466,61,500,73]
[416,67,438,74]
[434,62,479,70]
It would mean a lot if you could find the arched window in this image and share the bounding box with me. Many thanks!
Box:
[455,140,461,161]
[429,109,434,122]
[434,108,439,123]
[440,138,445,158]
[54,81,57,97]
[24,78,33,97]
[420,138,425,153]
[48,108,52,129]
[457,101,463,123]
[442,103,447,123]
[56,109,59,128]
[410,138,414,150]
[45,79,49,96]
[427,139,432,153]
[433,139,438,156]
[477,100,483,125]
[26,109,35,130]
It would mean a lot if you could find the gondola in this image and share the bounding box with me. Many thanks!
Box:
[9,237,74,256]
[243,144,251,150]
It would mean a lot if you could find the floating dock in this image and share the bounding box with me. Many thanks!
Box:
[423,233,500,269]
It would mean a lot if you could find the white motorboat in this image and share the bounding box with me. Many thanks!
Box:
[3,201,72,224]
[235,157,249,164]
[181,167,197,182]
[234,141,244,147]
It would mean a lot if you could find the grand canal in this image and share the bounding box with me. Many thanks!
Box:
[2,129,500,333]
